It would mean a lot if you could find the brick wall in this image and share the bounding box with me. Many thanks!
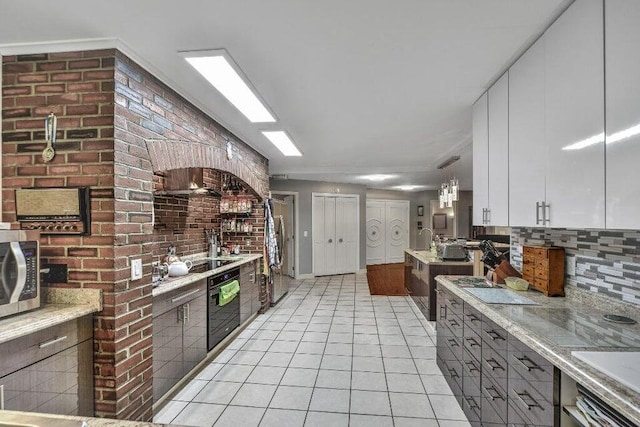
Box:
[2,48,269,422]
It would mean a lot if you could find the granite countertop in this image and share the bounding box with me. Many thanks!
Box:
[435,275,640,425]
[0,288,102,345]
[405,248,472,266]
[0,410,182,427]
[152,253,262,298]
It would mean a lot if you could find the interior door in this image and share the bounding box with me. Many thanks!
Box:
[312,195,327,276]
[385,201,409,264]
[284,195,295,277]
[366,200,386,265]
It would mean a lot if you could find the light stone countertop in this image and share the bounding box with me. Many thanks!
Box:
[0,410,183,427]
[435,275,640,425]
[0,288,102,345]
[405,248,472,266]
[152,253,262,298]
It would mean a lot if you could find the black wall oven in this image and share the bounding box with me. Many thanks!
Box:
[207,268,240,351]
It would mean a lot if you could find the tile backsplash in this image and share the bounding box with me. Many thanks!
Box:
[510,228,640,306]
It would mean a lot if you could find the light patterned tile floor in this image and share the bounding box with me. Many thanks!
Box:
[154,274,470,427]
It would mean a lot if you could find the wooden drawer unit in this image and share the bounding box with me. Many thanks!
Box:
[522,245,565,296]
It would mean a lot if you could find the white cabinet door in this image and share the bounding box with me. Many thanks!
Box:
[487,72,509,226]
[544,0,605,228]
[509,37,547,227]
[335,196,357,274]
[605,0,640,229]
[472,92,489,226]
[385,201,409,264]
[366,201,386,265]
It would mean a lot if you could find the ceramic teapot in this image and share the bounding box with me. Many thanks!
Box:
[164,260,193,277]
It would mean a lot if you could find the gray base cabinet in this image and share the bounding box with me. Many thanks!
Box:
[436,285,559,426]
[0,316,93,416]
[153,280,207,402]
[240,260,260,324]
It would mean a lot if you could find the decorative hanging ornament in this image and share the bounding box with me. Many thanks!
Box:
[42,112,57,162]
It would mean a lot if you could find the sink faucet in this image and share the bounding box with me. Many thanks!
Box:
[418,228,433,251]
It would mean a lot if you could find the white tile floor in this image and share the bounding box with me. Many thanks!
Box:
[154,274,470,427]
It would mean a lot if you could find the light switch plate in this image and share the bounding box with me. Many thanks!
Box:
[131,258,143,280]
[566,256,576,276]
[303,230,308,237]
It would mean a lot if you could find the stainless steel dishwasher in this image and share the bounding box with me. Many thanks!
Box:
[207,268,240,351]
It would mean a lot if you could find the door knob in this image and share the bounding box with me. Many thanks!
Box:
[328,238,333,243]
[339,238,343,243]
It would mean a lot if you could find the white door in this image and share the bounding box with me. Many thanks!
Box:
[487,72,509,226]
[366,201,386,265]
[472,92,489,226]
[544,0,605,228]
[313,194,358,276]
[284,195,295,277]
[509,36,546,227]
[605,0,640,229]
[385,201,409,264]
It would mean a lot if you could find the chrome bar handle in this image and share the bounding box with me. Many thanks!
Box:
[484,329,505,342]
[484,358,505,371]
[38,335,68,349]
[0,384,4,410]
[536,202,542,225]
[512,389,542,411]
[482,385,504,401]
[513,355,543,372]
[543,202,551,225]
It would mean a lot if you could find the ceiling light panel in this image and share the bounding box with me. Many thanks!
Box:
[360,174,395,181]
[184,51,275,123]
[262,131,302,156]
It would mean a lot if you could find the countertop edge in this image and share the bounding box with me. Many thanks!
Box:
[0,409,177,426]
[435,275,640,425]
[152,254,263,298]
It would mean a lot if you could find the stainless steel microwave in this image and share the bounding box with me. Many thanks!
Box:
[0,230,40,318]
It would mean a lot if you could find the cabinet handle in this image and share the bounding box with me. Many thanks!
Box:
[448,318,459,327]
[484,357,505,371]
[543,202,551,225]
[464,395,480,410]
[38,335,68,349]
[465,313,480,323]
[449,299,459,307]
[447,368,459,379]
[512,389,542,411]
[250,273,255,283]
[328,238,333,243]
[434,288,441,295]
[171,288,202,304]
[482,385,504,401]
[464,360,479,372]
[439,305,447,320]
[535,202,542,225]
[485,208,490,224]
[513,355,544,372]
[183,303,190,324]
[447,338,459,347]
[338,238,343,243]
[484,329,505,342]
[0,384,4,410]
[465,337,480,347]
[406,287,413,295]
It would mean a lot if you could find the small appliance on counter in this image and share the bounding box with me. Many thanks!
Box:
[437,243,468,261]
[0,230,40,318]
[478,240,521,284]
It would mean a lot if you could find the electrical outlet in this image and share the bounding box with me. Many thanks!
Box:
[566,256,576,276]
[131,258,143,280]
[304,230,308,237]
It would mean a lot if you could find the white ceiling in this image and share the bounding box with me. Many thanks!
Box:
[0,0,571,191]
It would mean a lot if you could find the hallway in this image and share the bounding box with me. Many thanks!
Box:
[154,274,470,427]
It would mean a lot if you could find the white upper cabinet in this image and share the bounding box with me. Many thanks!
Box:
[605,0,640,230]
[509,37,546,227]
[544,0,605,228]
[487,72,509,226]
[472,92,489,226]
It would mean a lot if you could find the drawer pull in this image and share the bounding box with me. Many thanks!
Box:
[482,385,504,401]
[447,368,459,379]
[435,288,441,295]
[447,338,459,347]
[448,319,460,327]
[484,358,505,371]
[464,360,479,372]
[38,335,68,349]
[512,389,542,411]
[439,305,447,320]
[484,329,505,341]
[464,395,480,410]
[171,288,202,304]
[514,355,544,372]
[465,337,480,347]
[450,299,460,306]
[466,313,480,322]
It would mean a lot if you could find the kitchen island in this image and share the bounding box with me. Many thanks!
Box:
[435,275,640,426]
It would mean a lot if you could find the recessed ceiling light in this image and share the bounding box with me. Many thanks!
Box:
[184,50,275,123]
[262,131,302,156]
[395,185,423,191]
[360,174,395,181]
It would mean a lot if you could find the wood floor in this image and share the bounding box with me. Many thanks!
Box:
[366,262,408,295]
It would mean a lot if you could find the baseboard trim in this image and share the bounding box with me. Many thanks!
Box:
[296,273,314,280]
